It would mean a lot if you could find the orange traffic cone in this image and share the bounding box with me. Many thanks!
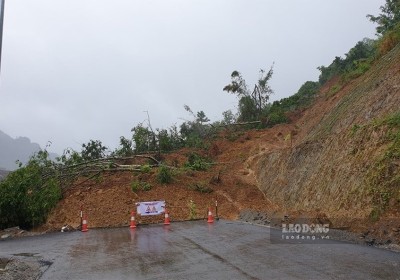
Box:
[207,207,214,223]
[130,211,137,229]
[164,208,171,225]
[81,214,89,232]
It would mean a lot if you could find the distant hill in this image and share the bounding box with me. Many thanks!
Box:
[0,130,58,171]
[0,169,9,181]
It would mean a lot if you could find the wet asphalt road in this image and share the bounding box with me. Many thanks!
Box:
[0,220,400,280]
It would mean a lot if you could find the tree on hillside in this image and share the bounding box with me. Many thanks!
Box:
[180,105,211,147]
[317,38,377,85]
[113,136,134,157]
[367,0,400,35]
[344,38,376,65]
[223,64,274,121]
[81,140,108,161]
[131,123,156,153]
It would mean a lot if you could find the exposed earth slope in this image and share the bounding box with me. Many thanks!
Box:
[43,45,400,244]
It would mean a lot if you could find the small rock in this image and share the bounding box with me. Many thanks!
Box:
[1,234,10,239]
[61,225,74,232]
[4,226,20,232]
[365,238,376,246]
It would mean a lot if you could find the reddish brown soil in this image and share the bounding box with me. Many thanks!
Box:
[43,129,285,230]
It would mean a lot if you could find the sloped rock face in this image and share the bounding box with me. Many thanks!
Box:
[253,45,400,221]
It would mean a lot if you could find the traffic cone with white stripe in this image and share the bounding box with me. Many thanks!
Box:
[207,207,214,223]
[164,208,171,225]
[130,211,137,229]
[81,214,89,232]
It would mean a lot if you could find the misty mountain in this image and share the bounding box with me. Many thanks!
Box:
[0,130,58,171]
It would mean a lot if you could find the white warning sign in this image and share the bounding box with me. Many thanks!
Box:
[136,201,165,216]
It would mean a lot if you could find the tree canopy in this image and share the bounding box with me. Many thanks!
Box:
[223,65,274,122]
[367,0,400,35]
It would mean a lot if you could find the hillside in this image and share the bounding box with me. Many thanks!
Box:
[42,44,400,244]
[250,44,400,240]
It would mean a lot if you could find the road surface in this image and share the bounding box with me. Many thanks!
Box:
[0,220,399,279]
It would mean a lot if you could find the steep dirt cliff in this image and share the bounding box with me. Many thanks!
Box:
[250,45,400,231]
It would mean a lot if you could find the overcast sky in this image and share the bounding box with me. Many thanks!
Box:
[0,0,384,154]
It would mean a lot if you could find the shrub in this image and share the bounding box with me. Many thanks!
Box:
[131,181,152,192]
[140,164,152,173]
[185,153,211,171]
[157,165,173,184]
[141,182,152,191]
[377,23,400,56]
[0,151,61,229]
[131,181,140,192]
[267,109,288,125]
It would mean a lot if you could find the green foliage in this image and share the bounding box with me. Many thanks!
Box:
[141,182,152,191]
[156,129,173,152]
[266,106,288,125]
[221,109,236,125]
[113,136,134,157]
[157,165,173,184]
[318,38,377,85]
[81,140,108,161]
[367,0,400,35]
[185,153,211,171]
[57,148,83,166]
[342,59,373,81]
[377,22,400,56]
[132,123,156,153]
[140,164,152,173]
[0,151,61,229]
[180,105,211,148]
[130,181,140,192]
[262,81,319,126]
[238,96,258,122]
[366,112,400,216]
[382,113,400,159]
[328,84,342,96]
[196,111,210,124]
[131,122,183,153]
[223,65,274,122]
[317,57,345,85]
[222,71,248,95]
[130,180,152,192]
